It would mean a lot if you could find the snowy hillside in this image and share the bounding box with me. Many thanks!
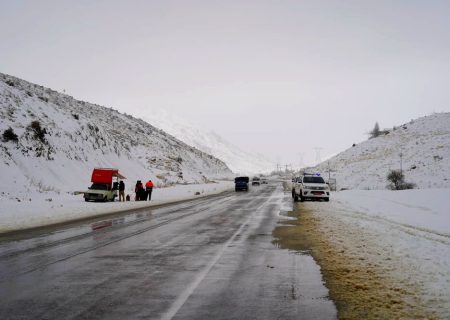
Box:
[312,113,450,189]
[142,110,274,174]
[0,73,233,201]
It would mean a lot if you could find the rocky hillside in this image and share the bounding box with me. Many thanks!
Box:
[312,113,450,190]
[0,73,232,200]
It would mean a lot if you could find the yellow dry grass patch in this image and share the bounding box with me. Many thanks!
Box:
[272,206,436,320]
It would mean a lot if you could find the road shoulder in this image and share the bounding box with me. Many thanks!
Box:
[272,202,436,320]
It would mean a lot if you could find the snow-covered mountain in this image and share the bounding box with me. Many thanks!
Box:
[0,73,233,200]
[142,110,274,174]
[311,113,450,190]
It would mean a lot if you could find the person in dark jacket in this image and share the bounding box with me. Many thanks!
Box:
[139,187,147,201]
[135,180,143,201]
[119,181,125,202]
[145,180,154,201]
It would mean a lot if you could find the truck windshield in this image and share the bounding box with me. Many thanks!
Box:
[303,176,325,183]
[91,183,109,190]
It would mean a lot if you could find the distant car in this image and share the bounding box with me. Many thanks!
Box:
[235,176,249,191]
[251,177,261,186]
[292,174,330,202]
[261,178,268,184]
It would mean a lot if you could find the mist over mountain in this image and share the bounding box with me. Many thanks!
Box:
[142,110,275,175]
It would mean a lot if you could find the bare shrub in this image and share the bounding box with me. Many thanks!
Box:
[29,120,47,142]
[3,127,18,142]
[387,170,416,190]
[402,182,417,189]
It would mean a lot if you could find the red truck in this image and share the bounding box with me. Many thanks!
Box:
[83,168,126,202]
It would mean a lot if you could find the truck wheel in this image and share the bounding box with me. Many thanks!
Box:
[300,192,305,202]
[84,198,88,202]
[324,197,329,202]
[103,196,107,202]
[294,193,298,202]
[291,190,295,198]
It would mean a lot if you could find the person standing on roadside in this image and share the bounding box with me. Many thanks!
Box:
[119,180,125,202]
[145,179,154,201]
[135,180,143,201]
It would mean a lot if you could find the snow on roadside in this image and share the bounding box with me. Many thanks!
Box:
[309,189,450,318]
[0,181,234,234]
[332,189,450,235]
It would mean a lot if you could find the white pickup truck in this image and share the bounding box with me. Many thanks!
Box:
[292,174,330,202]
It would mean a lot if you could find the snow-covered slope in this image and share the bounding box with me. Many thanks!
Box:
[312,113,450,189]
[0,73,233,200]
[142,110,274,174]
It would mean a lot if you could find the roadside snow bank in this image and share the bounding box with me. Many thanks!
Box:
[333,189,450,235]
[310,189,450,318]
[0,181,234,234]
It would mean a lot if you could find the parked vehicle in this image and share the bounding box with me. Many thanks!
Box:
[251,177,261,186]
[292,173,330,202]
[261,178,268,184]
[83,168,126,202]
[235,176,249,191]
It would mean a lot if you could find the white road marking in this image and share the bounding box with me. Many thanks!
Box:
[160,192,276,320]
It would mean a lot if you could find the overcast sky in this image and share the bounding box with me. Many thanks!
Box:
[1,0,449,167]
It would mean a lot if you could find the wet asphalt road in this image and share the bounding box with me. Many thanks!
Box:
[0,183,336,320]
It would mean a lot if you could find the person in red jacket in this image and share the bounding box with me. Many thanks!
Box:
[145,180,154,201]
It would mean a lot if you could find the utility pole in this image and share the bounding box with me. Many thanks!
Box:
[327,160,337,180]
[276,163,282,174]
[314,148,322,165]
[298,152,304,171]
[276,157,281,175]
[399,152,403,176]
[328,161,331,180]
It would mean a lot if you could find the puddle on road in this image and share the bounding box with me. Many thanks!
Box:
[90,211,154,231]
[272,206,434,320]
[278,210,296,219]
[260,243,337,319]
